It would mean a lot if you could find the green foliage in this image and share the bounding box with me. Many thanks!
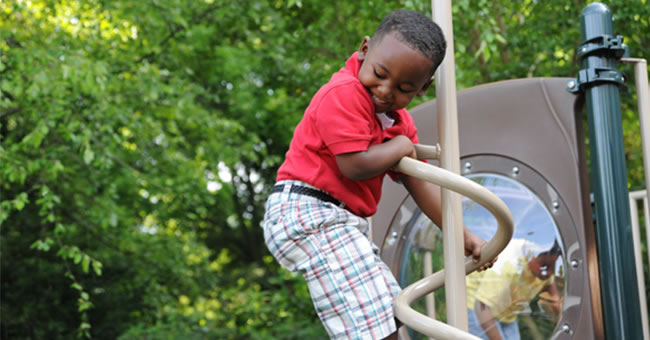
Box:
[117,256,326,340]
[1,0,648,338]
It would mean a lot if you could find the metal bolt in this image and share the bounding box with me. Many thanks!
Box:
[552,200,560,212]
[463,162,472,174]
[512,166,520,177]
[567,80,576,89]
[391,231,398,239]
[571,259,579,269]
[561,323,572,334]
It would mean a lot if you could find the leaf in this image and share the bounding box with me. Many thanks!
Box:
[54,223,66,234]
[92,260,103,276]
[30,238,53,252]
[82,256,90,273]
[20,123,49,149]
[109,212,118,227]
[83,147,94,164]
[14,199,25,211]
[26,83,40,99]
[62,65,71,79]
[34,125,49,147]
[79,301,92,312]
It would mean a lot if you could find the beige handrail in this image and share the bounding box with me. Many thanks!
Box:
[393,155,514,339]
[628,190,650,340]
[415,143,441,160]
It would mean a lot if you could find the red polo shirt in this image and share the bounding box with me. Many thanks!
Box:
[276,52,420,217]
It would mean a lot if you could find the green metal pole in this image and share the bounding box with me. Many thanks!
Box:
[576,3,643,339]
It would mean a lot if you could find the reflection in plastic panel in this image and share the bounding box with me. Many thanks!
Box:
[399,174,565,340]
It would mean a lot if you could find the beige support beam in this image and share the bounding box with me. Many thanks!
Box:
[628,190,650,340]
[620,58,650,340]
[621,58,650,217]
[432,0,467,330]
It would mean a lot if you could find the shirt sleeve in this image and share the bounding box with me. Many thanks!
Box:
[313,83,374,155]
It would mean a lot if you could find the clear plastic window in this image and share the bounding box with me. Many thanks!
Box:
[399,173,565,339]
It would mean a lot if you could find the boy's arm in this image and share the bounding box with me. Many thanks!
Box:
[335,135,416,180]
[473,300,504,340]
[402,175,496,271]
[540,281,563,316]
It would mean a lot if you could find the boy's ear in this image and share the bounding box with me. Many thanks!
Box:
[417,78,434,96]
[357,36,371,61]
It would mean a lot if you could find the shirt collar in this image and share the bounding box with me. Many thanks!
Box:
[343,52,362,78]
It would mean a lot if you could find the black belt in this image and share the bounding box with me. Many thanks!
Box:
[272,184,345,208]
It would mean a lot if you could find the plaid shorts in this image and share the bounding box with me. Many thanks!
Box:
[262,180,401,340]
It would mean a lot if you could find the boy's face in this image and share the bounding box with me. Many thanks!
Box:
[357,32,435,113]
[529,253,558,280]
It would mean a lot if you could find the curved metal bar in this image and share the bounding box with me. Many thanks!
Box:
[393,155,514,339]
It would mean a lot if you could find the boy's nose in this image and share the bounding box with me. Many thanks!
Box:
[377,84,393,99]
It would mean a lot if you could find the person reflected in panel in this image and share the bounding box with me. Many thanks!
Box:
[465,240,563,340]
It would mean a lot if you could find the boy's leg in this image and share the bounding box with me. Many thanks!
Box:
[467,308,490,340]
[499,320,520,340]
[262,182,401,339]
[300,209,401,339]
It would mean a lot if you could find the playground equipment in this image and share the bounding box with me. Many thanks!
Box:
[372,2,650,339]
[392,154,514,339]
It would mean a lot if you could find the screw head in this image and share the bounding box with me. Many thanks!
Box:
[568,80,576,89]
[512,166,520,176]
[463,162,472,174]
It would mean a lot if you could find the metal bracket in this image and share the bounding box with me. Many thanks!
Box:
[577,34,628,59]
[567,67,626,93]
[567,34,629,93]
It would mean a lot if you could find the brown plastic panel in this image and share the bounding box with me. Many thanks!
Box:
[373,77,601,339]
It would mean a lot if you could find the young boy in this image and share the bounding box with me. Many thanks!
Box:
[262,9,493,340]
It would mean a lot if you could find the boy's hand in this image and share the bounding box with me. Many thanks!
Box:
[391,135,417,160]
[464,227,497,272]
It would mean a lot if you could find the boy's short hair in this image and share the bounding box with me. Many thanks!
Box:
[538,240,562,258]
[372,9,447,75]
